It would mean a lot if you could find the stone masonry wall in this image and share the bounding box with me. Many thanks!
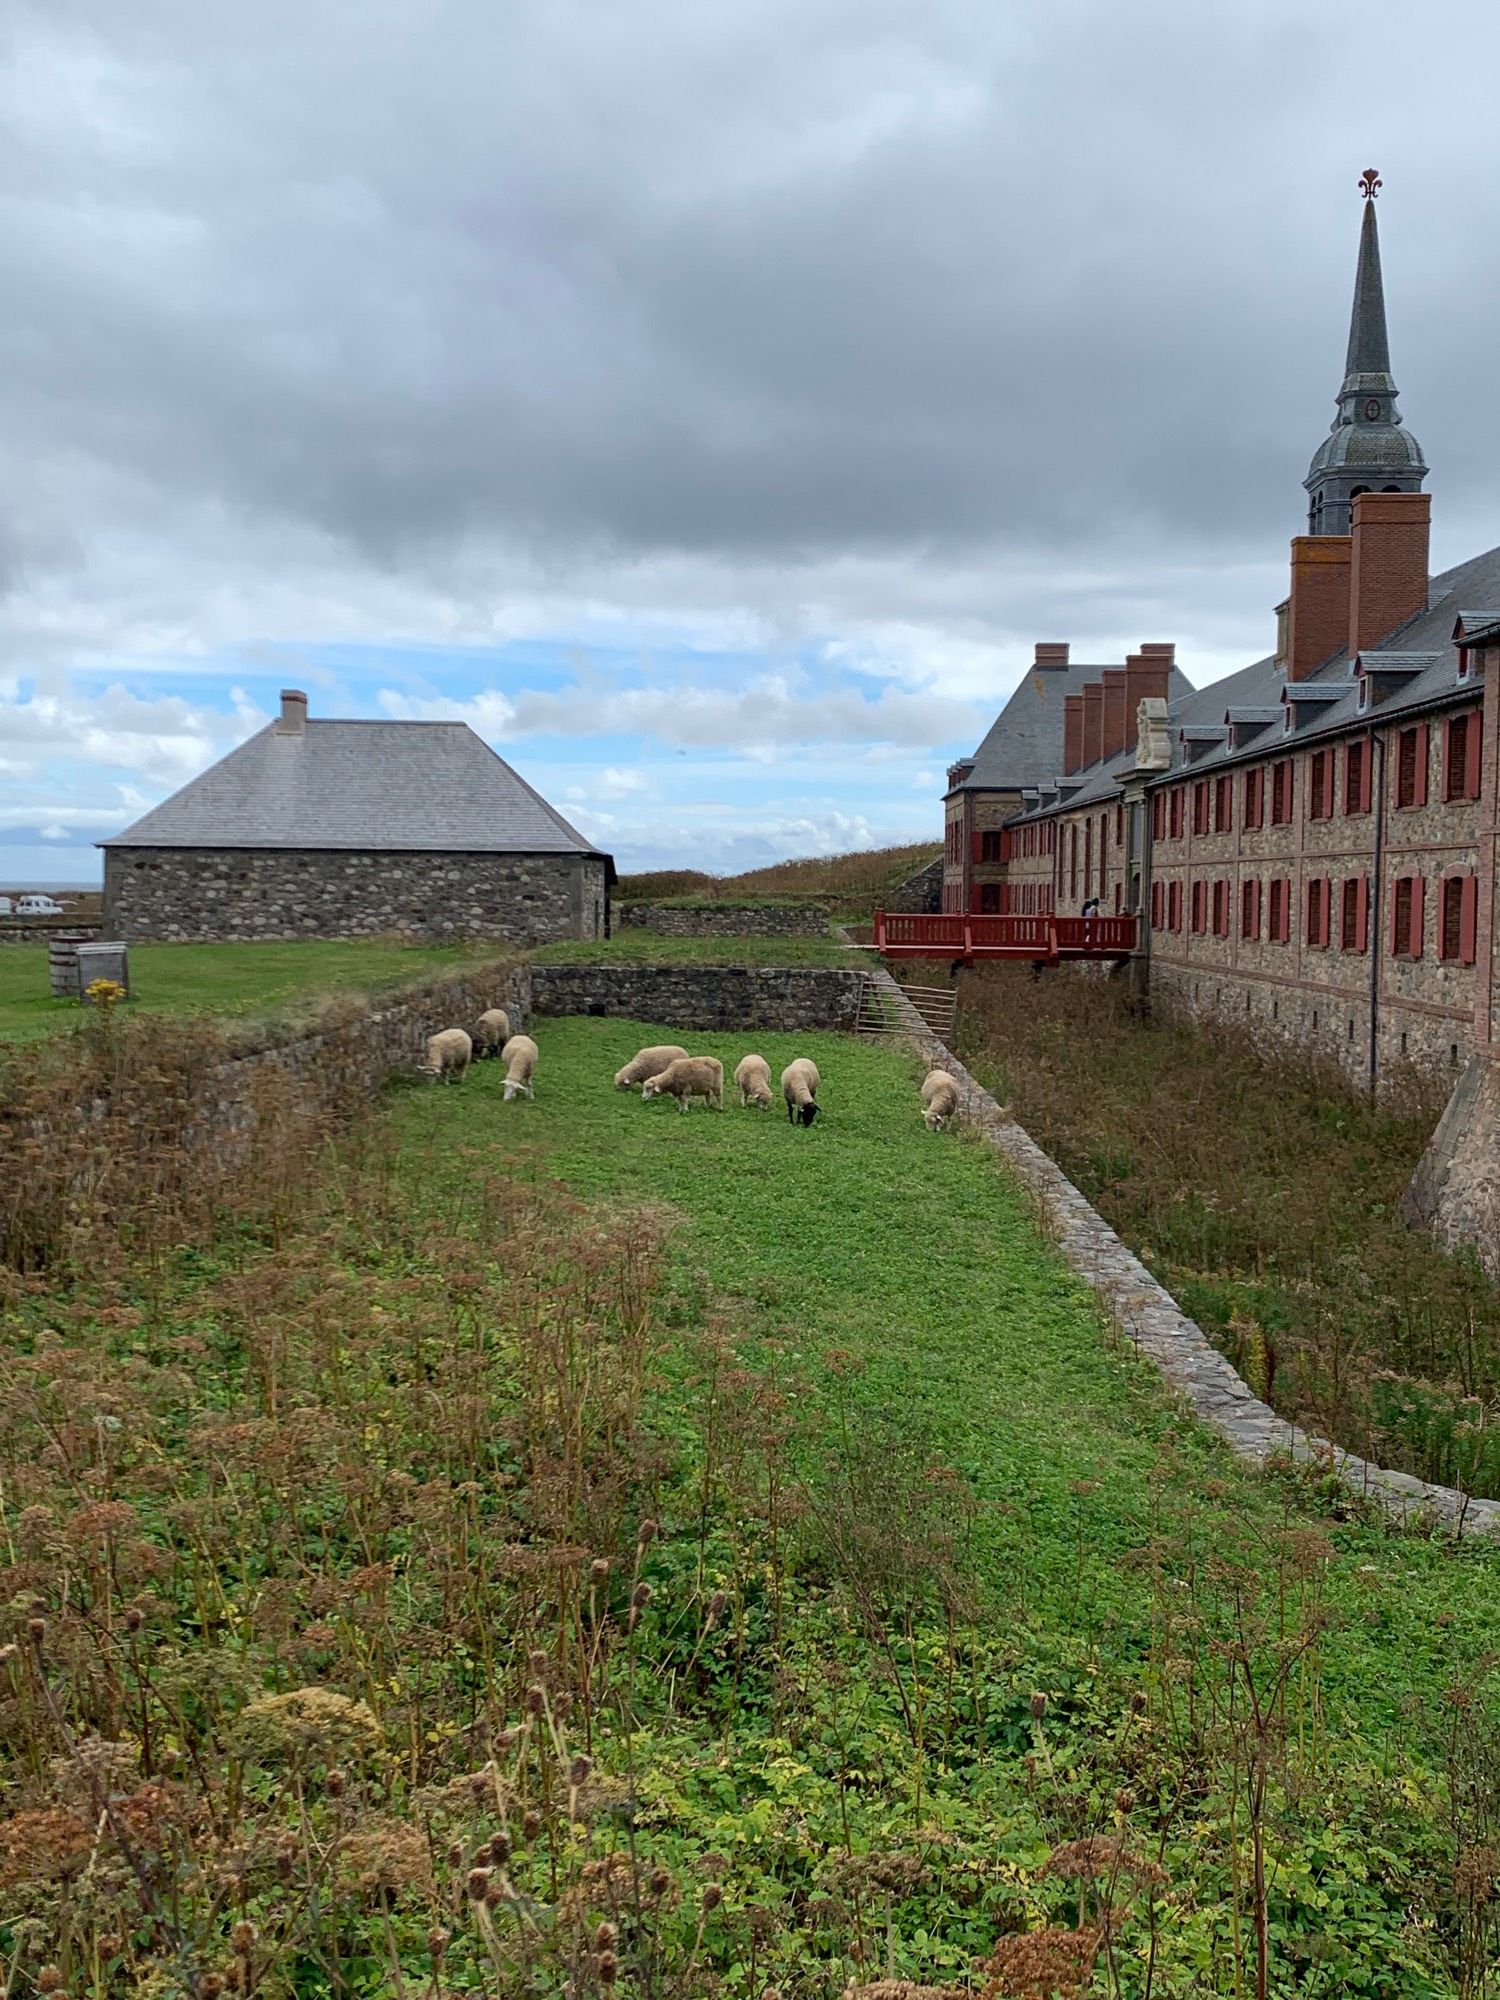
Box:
[530,963,862,1032]
[615,901,831,937]
[104,848,610,946]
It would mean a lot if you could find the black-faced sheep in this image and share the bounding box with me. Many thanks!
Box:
[780,1057,820,1126]
[733,1053,774,1109]
[641,1055,724,1113]
[500,1033,539,1101]
[419,1028,473,1083]
[614,1044,689,1093]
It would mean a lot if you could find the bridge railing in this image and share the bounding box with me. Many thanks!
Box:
[872,910,1137,958]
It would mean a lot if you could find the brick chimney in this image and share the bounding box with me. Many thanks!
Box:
[277,688,308,735]
[1081,683,1105,768]
[1101,669,1130,757]
[1139,642,1175,662]
[1034,642,1070,670]
[1349,490,1430,655]
[1286,536,1353,681]
[1124,650,1173,717]
[1062,695,1084,775]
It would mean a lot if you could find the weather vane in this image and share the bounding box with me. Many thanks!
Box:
[1359,168,1382,201]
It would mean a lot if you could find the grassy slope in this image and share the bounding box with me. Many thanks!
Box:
[0,939,505,1042]
[389,1017,1500,1992]
[616,842,941,915]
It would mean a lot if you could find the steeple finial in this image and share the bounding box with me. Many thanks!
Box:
[1303,174,1427,536]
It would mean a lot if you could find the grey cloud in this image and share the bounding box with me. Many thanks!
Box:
[2,0,1499,680]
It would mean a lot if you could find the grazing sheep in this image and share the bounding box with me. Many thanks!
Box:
[780,1057,821,1127]
[920,1069,960,1131]
[641,1055,724,1113]
[418,1027,473,1084]
[614,1044,690,1093]
[473,1007,512,1057]
[500,1033,539,1102]
[733,1052,774,1110]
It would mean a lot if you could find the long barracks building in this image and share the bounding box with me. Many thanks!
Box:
[944,174,1500,1087]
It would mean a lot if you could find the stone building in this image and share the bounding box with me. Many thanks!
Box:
[102,690,614,944]
[950,176,1500,1086]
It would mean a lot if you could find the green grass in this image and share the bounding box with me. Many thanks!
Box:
[530,929,865,965]
[383,1017,1500,1994]
[0,938,507,1042]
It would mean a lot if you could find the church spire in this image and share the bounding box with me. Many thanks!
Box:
[1304,170,1427,537]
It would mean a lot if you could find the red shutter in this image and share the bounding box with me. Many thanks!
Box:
[1461,874,1478,965]
[971,832,982,863]
[1414,725,1429,807]
[1357,875,1369,953]
[1467,713,1483,800]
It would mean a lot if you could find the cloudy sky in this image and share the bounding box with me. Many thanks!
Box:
[5,0,1500,884]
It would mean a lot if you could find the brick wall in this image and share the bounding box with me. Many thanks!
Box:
[103,847,610,945]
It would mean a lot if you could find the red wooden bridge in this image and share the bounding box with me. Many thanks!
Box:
[872,909,1138,963]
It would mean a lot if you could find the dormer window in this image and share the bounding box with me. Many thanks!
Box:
[1459,649,1475,684]
[1357,675,1369,711]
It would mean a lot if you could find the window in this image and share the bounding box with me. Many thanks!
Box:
[1190,879,1207,933]
[1344,740,1371,815]
[1243,766,1265,830]
[1152,793,1165,841]
[1271,759,1294,825]
[1168,880,1183,932]
[1192,781,1209,836]
[1309,750,1333,820]
[1340,876,1369,953]
[1268,878,1291,944]
[979,883,1002,913]
[1241,878,1261,940]
[1445,712,1483,802]
[1212,879,1230,937]
[1391,874,1425,958]
[1151,881,1164,930]
[1115,803,1125,846]
[1069,824,1079,901]
[1305,877,1330,948]
[1439,874,1477,964]
[1169,788,1184,840]
[1098,811,1109,896]
[1214,774,1232,834]
[979,829,1003,862]
[1395,725,1429,809]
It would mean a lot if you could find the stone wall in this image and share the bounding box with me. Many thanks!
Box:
[884,858,944,914]
[103,848,610,946]
[615,901,831,937]
[530,963,862,1032]
[0,920,102,947]
[1403,1051,1500,1283]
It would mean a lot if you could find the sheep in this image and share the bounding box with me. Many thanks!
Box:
[473,1007,512,1058]
[418,1027,472,1084]
[500,1033,539,1102]
[781,1057,821,1127]
[641,1055,724,1113]
[733,1052,774,1109]
[614,1044,689,1093]
[920,1068,960,1131]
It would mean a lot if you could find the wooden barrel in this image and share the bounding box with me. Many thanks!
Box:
[47,932,93,998]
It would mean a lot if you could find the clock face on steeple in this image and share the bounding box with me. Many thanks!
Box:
[1364,397,1382,420]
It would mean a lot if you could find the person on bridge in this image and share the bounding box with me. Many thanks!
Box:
[1081,896,1101,926]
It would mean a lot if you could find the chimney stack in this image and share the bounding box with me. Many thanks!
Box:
[1034,641,1070,670]
[1081,683,1105,768]
[1102,669,1130,758]
[1124,649,1173,719]
[278,689,309,735]
[1062,695,1085,775]
[1139,642,1175,661]
[1286,536,1353,681]
[1349,490,1430,655]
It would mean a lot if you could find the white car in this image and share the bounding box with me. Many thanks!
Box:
[14,894,66,917]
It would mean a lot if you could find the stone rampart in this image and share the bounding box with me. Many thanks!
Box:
[530,963,861,1031]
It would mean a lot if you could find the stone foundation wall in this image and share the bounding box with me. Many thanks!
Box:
[615,901,831,937]
[0,921,102,947]
[885,858,944,914]
[104,848,610,946]
[1404,1052,1500,1285]
[530,963,861,1032]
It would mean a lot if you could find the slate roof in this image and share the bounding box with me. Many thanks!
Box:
[1006,541,1500,826]
[949,657,1194,795]
[103,720,605,856]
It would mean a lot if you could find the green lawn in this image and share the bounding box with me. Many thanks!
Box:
[384,1017,1500,1996]
[531,928,864,965]
[0,938,508,1042]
